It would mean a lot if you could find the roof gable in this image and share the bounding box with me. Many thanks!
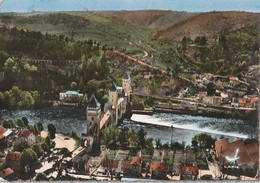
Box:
[131,156,142,166]
[88,95,101,108]
[123,72,130,80]
[150,162,168,173]
[110,83,118,92]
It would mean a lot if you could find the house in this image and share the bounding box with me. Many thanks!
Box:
[101,159,119,170]
[18,129,38,146]
[203,96,222,105]
[130,156,143,176]
[121,161,131,176]
[150,162,168,180]
[0,168,15,181]
[59,91,84,103]
[238,97,259,108]
[215,139,258,177]
[180,166,198,180]
[181,101,198,110]
[215,83,223,90]
[229,77,239,87]
[198,91,207,98]
[5,152,21,172]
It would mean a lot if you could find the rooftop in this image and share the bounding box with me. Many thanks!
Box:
[0,168,14,179]
[130,156,142,166]
[88,95,101,108]
[123,72,130,80]
[121,161,131,170]
[110,83,118,92]
[150,162,168,173]
[181,166,198,176]
[18,129,32,138]
[6,152,21,162]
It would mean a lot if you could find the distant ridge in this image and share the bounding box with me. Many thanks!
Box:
[152,11,259,42]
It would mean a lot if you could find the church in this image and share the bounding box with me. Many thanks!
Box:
[86,72,131,144]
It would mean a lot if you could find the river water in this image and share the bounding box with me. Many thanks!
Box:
[0,107,258,145]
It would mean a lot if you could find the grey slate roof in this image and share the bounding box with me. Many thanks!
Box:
[110,82,118,92]
[88,95,101,108]
[124,72,130,80]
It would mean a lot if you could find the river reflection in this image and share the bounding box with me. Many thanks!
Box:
[0,108,257,145]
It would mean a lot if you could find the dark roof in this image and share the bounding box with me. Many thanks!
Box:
[124,72,130,80]
[88,95,101,108]
[110,83,117,92]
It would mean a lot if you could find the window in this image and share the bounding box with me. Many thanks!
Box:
[92,117,94,121]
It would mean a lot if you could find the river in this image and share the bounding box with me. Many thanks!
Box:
[0,107,258,145]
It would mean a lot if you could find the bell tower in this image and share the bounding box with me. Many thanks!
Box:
[122,72,131,102]
[86,95,101,143]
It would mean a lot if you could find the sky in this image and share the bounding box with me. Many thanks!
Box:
[0,0,259,13]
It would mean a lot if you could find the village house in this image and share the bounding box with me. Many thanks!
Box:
[5,152,21,172]
[17,129,38,146]
[130,156,143,177]
[59,91,84,103]
[0,168,16,181]
[203,96,222,105]
[180,166,199,180]
[181,101,198,110]
[150,161,168,180]
[0,126,13,149]
[101,159,119,173]
[121,161,131,176]
[229,77,239,87]
[238,97,259,108]
[215,139,258,178]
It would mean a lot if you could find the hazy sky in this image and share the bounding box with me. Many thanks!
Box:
[0,0,259,13]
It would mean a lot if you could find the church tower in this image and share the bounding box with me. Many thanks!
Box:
[122,72,131,102]
[86,95,101,143]
[109,83,118,125]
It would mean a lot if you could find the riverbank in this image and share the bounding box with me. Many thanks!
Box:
[41,131,76,152]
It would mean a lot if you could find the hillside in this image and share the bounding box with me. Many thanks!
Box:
[0,13,156,56]
[152,11,259,42]
[96,10,196,30]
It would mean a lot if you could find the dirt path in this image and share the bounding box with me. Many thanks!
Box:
[41,131,76,152]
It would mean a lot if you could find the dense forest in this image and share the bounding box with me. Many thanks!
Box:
[0,27,124,109]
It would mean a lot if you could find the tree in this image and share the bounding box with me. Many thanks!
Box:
[119,127,129,149]
[21,117,29,128]
[192,133,216,148]
[47,123,56,139]
[13,142,27,152]
[16,118,25,128]
[138,128,146,149]
[206,82,216,96]
[155,139,162,149]
[20,148,38,168]
[32,144,44,158]
[37,122,44,136]
[40,142,50,152]
[70,82,77,90]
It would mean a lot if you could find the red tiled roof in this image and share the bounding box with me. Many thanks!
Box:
[131,156,143,166]
[215,139,254,166]
[230,77,238,82]
[215,83,223,90]
[244,141,259,168]
[150,162,168,173]
[212,97,221,100]
[18,130,32,138]
[199,91,207,94]
[0,126,7,136]
[121,161,131,170]
[238,97,259,106]
[31,128,39,136]
[6,152,21,162]
[0,168,14,178]
[246,97,259,106]
[181,166,198,176]
[101,160,119,169]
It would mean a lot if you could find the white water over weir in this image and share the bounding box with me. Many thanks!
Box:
[130,114,249,139]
